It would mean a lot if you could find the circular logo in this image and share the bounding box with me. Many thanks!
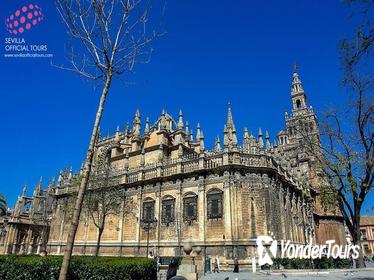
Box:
[5,4,44,35]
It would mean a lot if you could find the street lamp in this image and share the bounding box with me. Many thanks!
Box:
[140,218,157,257]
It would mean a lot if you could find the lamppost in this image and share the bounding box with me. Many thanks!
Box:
[140,218,157,257]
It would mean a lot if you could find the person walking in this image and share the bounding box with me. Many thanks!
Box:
[166,258,177,280]
[233,257,239,273]
[214,256,220,273]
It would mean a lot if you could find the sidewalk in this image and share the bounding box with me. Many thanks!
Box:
[200,269,374,280]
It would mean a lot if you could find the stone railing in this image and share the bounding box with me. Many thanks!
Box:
[55,151,297,195]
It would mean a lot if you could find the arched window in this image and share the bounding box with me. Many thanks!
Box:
[142,198,155,222]
[161,195,175,225]
[183,192,197,223]
[207,188,223,219]
[296,99,302,109]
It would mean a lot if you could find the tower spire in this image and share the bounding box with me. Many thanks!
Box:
[290,64,307,111]
[258,128,264,148]
[145,117,150,134]
[224,102,237,148]
[265,130,271,150]
[133,109,141,136]
[196,123,201,141]
[226,102,236,130]
[185,121,190,136]
[215,135,222,151]
[177,110,184,130]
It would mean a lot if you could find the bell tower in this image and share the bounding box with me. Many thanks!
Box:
[291,64,307,113]
[286,65,319,144]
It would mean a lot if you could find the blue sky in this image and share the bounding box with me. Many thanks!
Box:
[0,0,373,213]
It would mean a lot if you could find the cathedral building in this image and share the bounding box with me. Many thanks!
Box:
[0,69,346,264]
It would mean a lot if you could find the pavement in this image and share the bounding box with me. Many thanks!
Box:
[200,270,374,280]
[158,263,374,280]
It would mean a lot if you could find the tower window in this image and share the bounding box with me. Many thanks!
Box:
[296,99,302,109]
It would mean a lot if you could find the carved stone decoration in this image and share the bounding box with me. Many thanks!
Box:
[194,246,202,255]
[183,241,193,255]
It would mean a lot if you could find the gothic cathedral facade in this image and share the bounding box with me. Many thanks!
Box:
[0,69,346,263]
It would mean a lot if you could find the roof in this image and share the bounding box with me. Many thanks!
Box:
[361,215,374,226]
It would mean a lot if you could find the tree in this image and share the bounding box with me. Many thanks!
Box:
[84,146,135,257]
[0,195,7,216]
[301,0,373,268]
[54,0,163,278]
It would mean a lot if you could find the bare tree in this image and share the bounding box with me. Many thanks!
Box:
[301,0,373,268]
[84,149,135,257]
[54,0,163,278]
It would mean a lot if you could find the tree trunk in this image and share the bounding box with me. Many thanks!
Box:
[58,73,112,280]
[94,227,104,257]
[353,215,364,268]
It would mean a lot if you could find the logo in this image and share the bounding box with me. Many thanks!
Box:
[256,235,278,266]
[3,3,52,58]
[256,236,360,266]
[5,4,44,35]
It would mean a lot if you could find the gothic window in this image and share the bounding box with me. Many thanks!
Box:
[142,198,155,222]
[22,201,31,214]
[207,188,223,219]
[161,196,175,225]
[183,192,197,223]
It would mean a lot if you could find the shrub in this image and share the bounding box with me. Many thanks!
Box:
[0,255,156,280]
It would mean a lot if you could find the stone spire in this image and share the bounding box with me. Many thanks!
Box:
[258,128,264,148]
[159,109,167,130]
[68,166,73,179]
[34,177,42,197]
[132,109,141,136]
[145,117,150,134]
[225,102,238,147]
[177,110,184,130]
[223,125,228,148]
[185,121,190,136]
[243,127,250,149]
[57,170,63,183]
[115,125,120,142]
[22,185,27,197]
[196,123,201,141]
[226,102,235,131]
[291,64,304,95]
[243,127,249,142]
[265,130,271,150]
[47,177,55,191]
[291,64,307,111]
[214,135,222,151]
[199,130,205,151]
